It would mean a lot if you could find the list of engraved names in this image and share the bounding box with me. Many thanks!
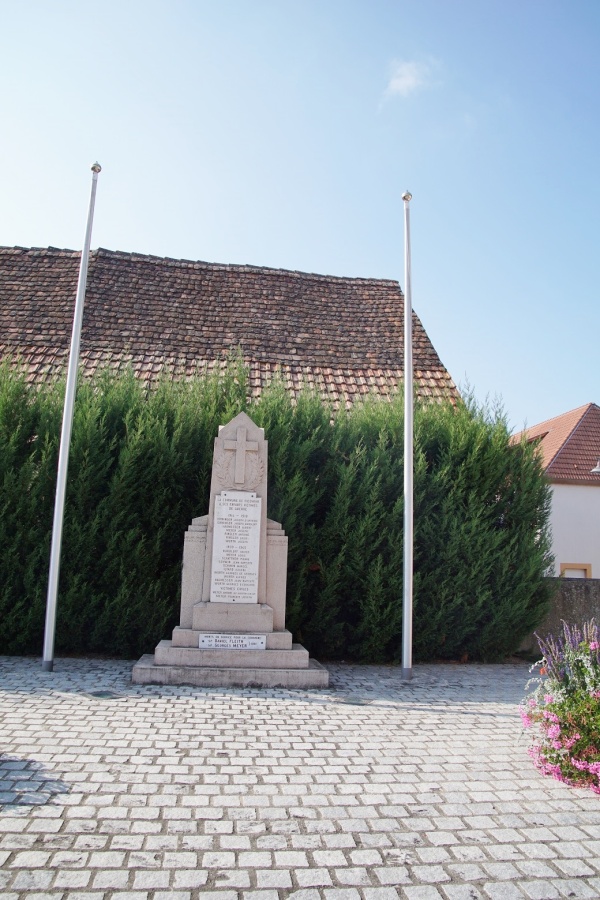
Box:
[210,491,261,603]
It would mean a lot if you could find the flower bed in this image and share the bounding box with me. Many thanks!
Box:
[521,619,600,793]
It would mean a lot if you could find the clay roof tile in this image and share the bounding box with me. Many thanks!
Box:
[513,403,600,485]
[0,245,458,408]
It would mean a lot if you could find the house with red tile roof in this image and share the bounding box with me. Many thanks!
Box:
[514,403,600,578]
[0,246,457,410]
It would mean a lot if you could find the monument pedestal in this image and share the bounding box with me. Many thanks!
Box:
[132,598,329,689]
[132,412,328,689]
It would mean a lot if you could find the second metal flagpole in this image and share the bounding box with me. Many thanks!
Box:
[42,162,102,672]
[401,189,414,681]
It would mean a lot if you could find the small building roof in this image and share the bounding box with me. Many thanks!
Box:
[0,245,458,409]
[513,403,600,485]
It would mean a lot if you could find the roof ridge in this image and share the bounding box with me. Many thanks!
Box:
[93,247,402,285]
[0,245,401,287]
[530,402,592,434]
[0,245,80,257]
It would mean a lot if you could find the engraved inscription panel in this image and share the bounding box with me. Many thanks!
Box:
[210,491,262,603]
[199,633,266,650]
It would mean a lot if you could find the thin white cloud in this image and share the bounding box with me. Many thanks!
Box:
[384,59,438,100]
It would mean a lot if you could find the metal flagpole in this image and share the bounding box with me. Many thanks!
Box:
[401,190,413,681]
[42,162,102,672]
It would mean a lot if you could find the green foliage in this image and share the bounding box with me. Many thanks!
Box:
[0,359,553,661]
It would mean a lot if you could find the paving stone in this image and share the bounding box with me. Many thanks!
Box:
[238,850,272,866]
[519,882,560,900]
[172,869,209,888]
[515,861,558,879]
[416,848,452,864]
[413,865,451,884]
[52,871,91,889]
[9,870,53,891]
[402,887,445,899]
[519,844,557,860]
[295,868,333,887]
[482,884,527,899]
[483,864,522,881]
[552,858,595,877]
[91,869,130,888]
[334,867,372,885]
[1,657,599,900]
[8,851,51,867]
[132,870,171,889]
[214,869,252,888]
[552,841,590,859]
[374,866,411,885]
[548,881,597,898]
[442,887,484,900]
[447,864,486,881]
[88,849,126,867]
[314,850,348,867]
[256,869,293,888]
[451,846,489,863]
[274,850,309,866]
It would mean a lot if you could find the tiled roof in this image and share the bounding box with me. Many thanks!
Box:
[513,403,600,485]
[0,246,458,409]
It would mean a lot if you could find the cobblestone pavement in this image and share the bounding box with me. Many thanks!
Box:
[0,656,599,900]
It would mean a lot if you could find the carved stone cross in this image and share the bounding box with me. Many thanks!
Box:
[224,426,259,484]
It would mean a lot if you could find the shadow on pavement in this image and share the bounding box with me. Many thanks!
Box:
[0,753,69,808]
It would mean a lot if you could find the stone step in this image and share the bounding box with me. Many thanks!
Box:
[153,640,310,669]
[192,601,273,633]
[171,627,293,650]
[131,655,330,688]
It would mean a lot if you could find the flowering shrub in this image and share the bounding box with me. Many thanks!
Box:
[521,619,600,793]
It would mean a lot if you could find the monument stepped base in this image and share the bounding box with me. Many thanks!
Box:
[131,654,329,689]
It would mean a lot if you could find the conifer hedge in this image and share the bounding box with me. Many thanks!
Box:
[0,360,553,662]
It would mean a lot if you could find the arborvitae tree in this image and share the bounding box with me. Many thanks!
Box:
[0,360,553,661]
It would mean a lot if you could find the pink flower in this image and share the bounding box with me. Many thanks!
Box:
[590,641,599,650]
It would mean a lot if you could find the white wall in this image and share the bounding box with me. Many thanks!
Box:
[550,484,600,577]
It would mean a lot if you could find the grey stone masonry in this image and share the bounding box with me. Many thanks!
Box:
[132,412,328,689]
[1,656,599,900]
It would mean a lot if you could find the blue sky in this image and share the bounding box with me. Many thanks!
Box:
[1,0,599,432]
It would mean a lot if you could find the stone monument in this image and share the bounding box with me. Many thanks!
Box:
[132,411,329,688]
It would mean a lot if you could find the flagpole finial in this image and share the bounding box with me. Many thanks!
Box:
[402,190,412,202]
[91,162,102,173]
